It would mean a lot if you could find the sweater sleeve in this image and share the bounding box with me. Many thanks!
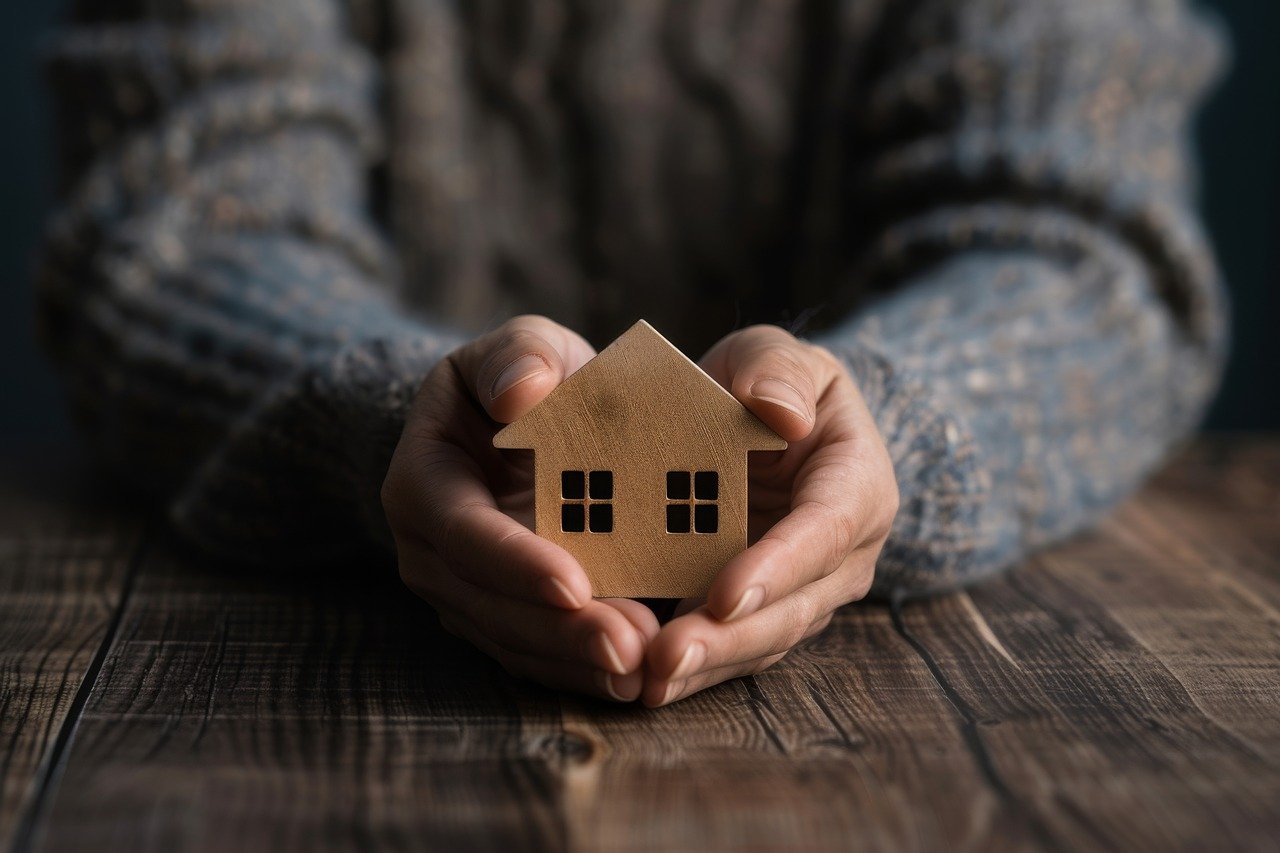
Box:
[813,0,1229,598]
[37,0,464,564]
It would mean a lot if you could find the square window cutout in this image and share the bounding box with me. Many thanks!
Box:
[562,503,585,532]
[695,471,718,500]
[695,504,718,534]
[589,503,613,533]
[561,471,585,500]
[667,504,691,534]
[589,470,613,500]
[666,471,690,500]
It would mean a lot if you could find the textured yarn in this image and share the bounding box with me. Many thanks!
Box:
[38,0,1228,598]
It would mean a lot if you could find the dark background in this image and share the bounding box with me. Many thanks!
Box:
[2,1,1276,442]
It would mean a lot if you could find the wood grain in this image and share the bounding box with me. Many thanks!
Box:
[34,553,573,851]
[892,437,1280,851]
[6,438,1280,851]
[496,320,785,598]
[0,454,142,850]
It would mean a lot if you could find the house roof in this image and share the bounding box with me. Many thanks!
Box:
[493,320,787,453]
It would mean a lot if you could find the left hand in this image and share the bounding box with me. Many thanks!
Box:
[641,326,899,706]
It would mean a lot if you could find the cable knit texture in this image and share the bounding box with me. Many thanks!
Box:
[38,0,1227,598]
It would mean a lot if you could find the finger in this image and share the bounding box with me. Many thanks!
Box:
[647,570,853,683]
[437,610,643,702]
[385,443,594,608]
[403,541,645,674]
[452,314,596,423]
[646,598,812,686]
[599,598,662,644]
[700,325,838,442]
[707,379,892,621]
[706,474,880,622]
[643,612,834,707]
[642,652,789,708]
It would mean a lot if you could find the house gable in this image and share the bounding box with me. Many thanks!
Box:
[493,320,787,453]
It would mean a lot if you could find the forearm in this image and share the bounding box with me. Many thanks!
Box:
[39,0,463,563]
[809,0,1228,598]
[817,225,1225,598]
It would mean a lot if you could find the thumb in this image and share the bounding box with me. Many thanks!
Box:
[453,315,597,423]
[701,325,830,443]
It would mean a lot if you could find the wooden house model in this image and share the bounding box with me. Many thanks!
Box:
[494,321,786,598]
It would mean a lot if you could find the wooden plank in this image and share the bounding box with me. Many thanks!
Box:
[0,454,142,850]
[547,439,1280,850]
[33,542,1017,851]
[1140,437,1280,610]
[33,548,572,851]
[557,610,1049,852]
[25,439,1280,851]
[896,438,1280,850]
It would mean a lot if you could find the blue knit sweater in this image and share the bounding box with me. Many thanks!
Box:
[38,0,1228,598]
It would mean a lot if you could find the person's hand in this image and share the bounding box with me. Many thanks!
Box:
[641,326,899,706]
[382,315,660,702]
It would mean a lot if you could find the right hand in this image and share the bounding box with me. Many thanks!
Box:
[382,315,660,702]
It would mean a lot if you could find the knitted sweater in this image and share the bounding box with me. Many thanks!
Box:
[38,0,1227,599]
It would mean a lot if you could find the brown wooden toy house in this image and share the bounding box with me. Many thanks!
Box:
[494,321,786,598]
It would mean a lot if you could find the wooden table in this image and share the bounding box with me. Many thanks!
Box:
[2,439,1278,852]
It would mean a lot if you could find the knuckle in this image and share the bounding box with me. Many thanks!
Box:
[471,607,533,659]
[395,554,414,588]
[432,505,469,565]
[808,578,835,615]
[755,530,817,594]
[848,568,875,602]
[800,497,858,558]
[436,611,465,639]
[882,488,902,534]
[883,471,902,513]
[379,471,403,522]
[776,602,817,651]
[865,469,901,543]
[397,550,446,602]
[493,649,524,679]
[468,604,508,649]
[874,446,900,502]
[415,474,450,534]
[750,652,788,675]
[384,443,460,537]
[793,587,830,637]
[779,623,809,653]
[869,501,898,543]
[809,612,835,637]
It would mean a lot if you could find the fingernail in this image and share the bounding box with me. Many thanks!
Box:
[661,680,687,706]
[491,353,549,399]
[724,585,764,621]
[750,378,812,422]
[671,641,706,680]
[591,632,628,675]
[540,576,582,609]
[595,671,627,702]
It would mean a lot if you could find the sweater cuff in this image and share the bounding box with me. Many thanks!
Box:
[811,336,1017,599]
[169,327,466,568]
